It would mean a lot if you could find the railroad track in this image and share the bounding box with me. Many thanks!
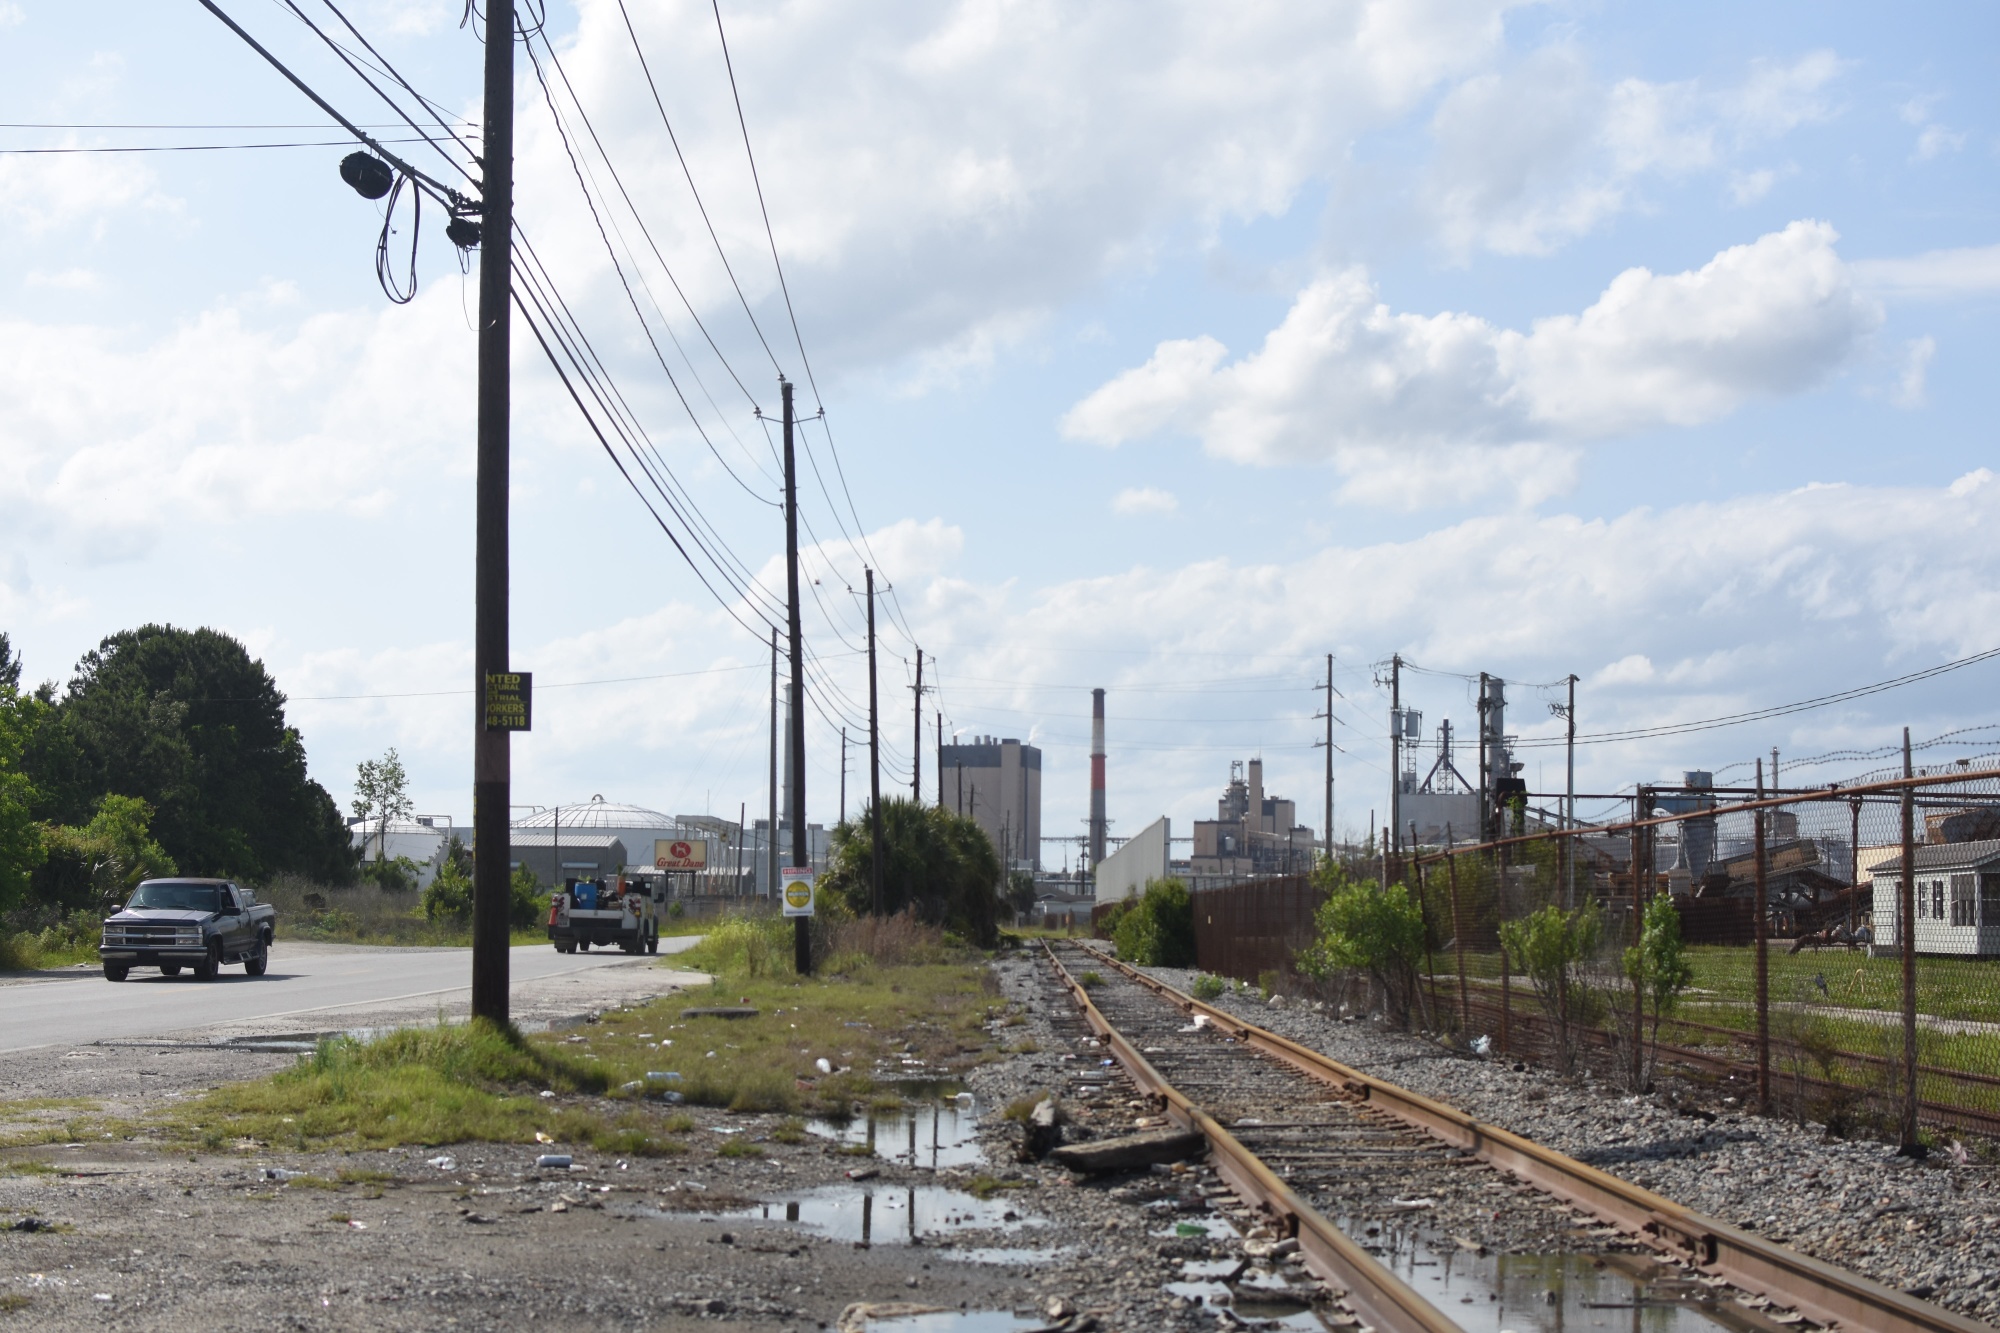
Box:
[1043,939,1987,1333]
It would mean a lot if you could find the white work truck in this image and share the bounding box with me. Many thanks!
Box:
[547,873,663,954]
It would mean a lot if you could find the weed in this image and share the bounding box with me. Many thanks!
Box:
[1002,1093,1051,1123]
[284,1175,341,1191]
[717,1137,763,1158]
[0,1293,28,1314]
[771,1118,807,1145]
[838,1143,876,1157]
[663,1113,696,1134]
[1190,974,1226,1001]
[1007,1039,1040,1054]
[327,1212,351,1224]
[1079,971,1104,989]
[1,1161,54,1176]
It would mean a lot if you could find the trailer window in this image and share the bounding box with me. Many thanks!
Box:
[1952,874,1976,927]
[1984,875,2000,926]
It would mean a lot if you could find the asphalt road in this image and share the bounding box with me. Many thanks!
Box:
[0,938,702,1055]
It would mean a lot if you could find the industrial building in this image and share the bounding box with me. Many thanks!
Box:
[1190,759,1315,878]
[1096,815,1170,902]
[940,735,1043,869]
[1871,840,2000,957]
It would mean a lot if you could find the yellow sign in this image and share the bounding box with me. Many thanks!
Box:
[654,838,708,870]
[483,672,532,731]
[781,867,815,917]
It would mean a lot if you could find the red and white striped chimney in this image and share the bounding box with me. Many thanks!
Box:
[1089,688,1107,868]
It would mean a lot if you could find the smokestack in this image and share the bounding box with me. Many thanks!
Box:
[1089,688,1107,868]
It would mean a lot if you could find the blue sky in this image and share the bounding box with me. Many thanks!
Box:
[3,1,1998,859]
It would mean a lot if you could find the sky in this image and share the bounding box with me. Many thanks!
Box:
[2,1,1998,863]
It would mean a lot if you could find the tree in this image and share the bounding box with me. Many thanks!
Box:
[353,748,412,863]
[32,794,177,916]
[818,798,1002,947]
[22,625,355,885]
[1005,869,1037,920]
[1623,893,1694,1085]
[1296,862,1428,1027]
[1499,902,1603,1075]
[0,634,46,917]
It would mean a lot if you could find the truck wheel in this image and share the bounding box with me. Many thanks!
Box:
[160,964,181,977]
[578,940,590,952]
[245,937,269,977]
[646,934,659,955]
[102,963,129,982]
[193,942,219,981]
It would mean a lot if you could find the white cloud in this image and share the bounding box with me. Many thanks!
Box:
[1728,168,1778,206]
[1595,654,1655,686]
[1895,336,1935,408]
[1850,244,2000,301]
[1112,486,1178,516]
[0,4,24,27]
[0,151,174,236]
[1063,221,1879,503]
[23,267,101,291]
[518,0,1521,379]
[0,285,477,552]
[1914,123,1967,161]
[1422,49,1842,257]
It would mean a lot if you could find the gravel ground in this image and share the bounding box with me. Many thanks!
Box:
[1144,962,2000,1328]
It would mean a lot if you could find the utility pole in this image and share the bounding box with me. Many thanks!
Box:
[781,380,810,975]
[768,626,779,901]
[469,0,516,1026]
[1899,728,1919,1154]
[735,801,746,896]
[1550,674,1578,907]
[1314,653,1337,863]
[935,712,944,808]
[911,648,923,801]
[867,568,884,918]
[839,728,847,826]
[1753,760,1770,1112]
[1390,655,1405,862]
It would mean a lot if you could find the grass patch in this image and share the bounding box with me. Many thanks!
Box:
[838,1142,876,1157]
[160,922,997,1153]
[1006,1039,1040,1054]
[717,1137,763,1158]
[771,1117,808,1145]
[0,1293,29,1314]
[2,1160,55,1176]
[966,1174,1025,1199]
[1002,1092,1051,1123]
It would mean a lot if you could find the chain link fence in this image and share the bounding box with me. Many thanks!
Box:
[1188,766,2000,1147]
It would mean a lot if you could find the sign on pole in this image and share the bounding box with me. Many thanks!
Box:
[483,672,532,731]
[654,838,708,871]
[780,867,816,917]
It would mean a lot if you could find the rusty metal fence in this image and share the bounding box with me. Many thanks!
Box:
[1190,763,2000,1149]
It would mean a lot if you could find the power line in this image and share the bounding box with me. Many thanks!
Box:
[0,138,436,154]
[1510,646,2000,749]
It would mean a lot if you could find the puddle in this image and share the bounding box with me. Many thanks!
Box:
[1370,1229,1771,1332]
[859,1313,1045,1332]
[809,1096,982,1169]
[714,1185,1041,1246]
[940,1245,1072,1266]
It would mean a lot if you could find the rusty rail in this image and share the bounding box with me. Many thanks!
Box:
[1040,944,1463,1333]
[1071,941,1988,1333]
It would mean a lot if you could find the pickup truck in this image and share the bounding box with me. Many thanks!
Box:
[548,874,661,955]
[100,878,276,982]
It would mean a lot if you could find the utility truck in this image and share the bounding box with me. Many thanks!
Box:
[547,871,663,954]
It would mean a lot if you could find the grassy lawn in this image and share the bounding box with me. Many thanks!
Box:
[117,912,999,1157]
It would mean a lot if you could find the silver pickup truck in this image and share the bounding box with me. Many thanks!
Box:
[99,878,276,982]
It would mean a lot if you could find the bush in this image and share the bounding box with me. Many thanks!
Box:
[1500,902,1603,1075]
[420,860,472,922]
[683,913,794,977]
[509,864,547,930]
[1295,864,1428,1027]
[818,798,1002,947]
[362,855,422,894]
[1110,878,1194,967]
[1190,973,1225,1001]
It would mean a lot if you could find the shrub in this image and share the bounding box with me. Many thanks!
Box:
[1500,902,1603,1075]
[1190,973,1225,1001]
[420,860,473,922]
[1295,865,1427,1027]
[1111,878,1194,967]
[683,913,794,977]
[361,855,422,894]
[509,864,547,930]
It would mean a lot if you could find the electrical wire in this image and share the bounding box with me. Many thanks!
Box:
[612,0,783,377]
[0,138,435,153]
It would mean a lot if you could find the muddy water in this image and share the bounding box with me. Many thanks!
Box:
[715,1183,1041,1246]
[807,1095,982,1169]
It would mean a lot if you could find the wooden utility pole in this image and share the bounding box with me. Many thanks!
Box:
[1899,729,1920,1153]
[1754,761,1770,1111]
[470,0,516,1025]
[1388,654,1402,867]
[912,648,923,801]
[768,626,779,901]
[935,712,944,807]
[781,380,810,975]
[839,727,847,825]
[867,569,884,917]
[1319,654,1335,863]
